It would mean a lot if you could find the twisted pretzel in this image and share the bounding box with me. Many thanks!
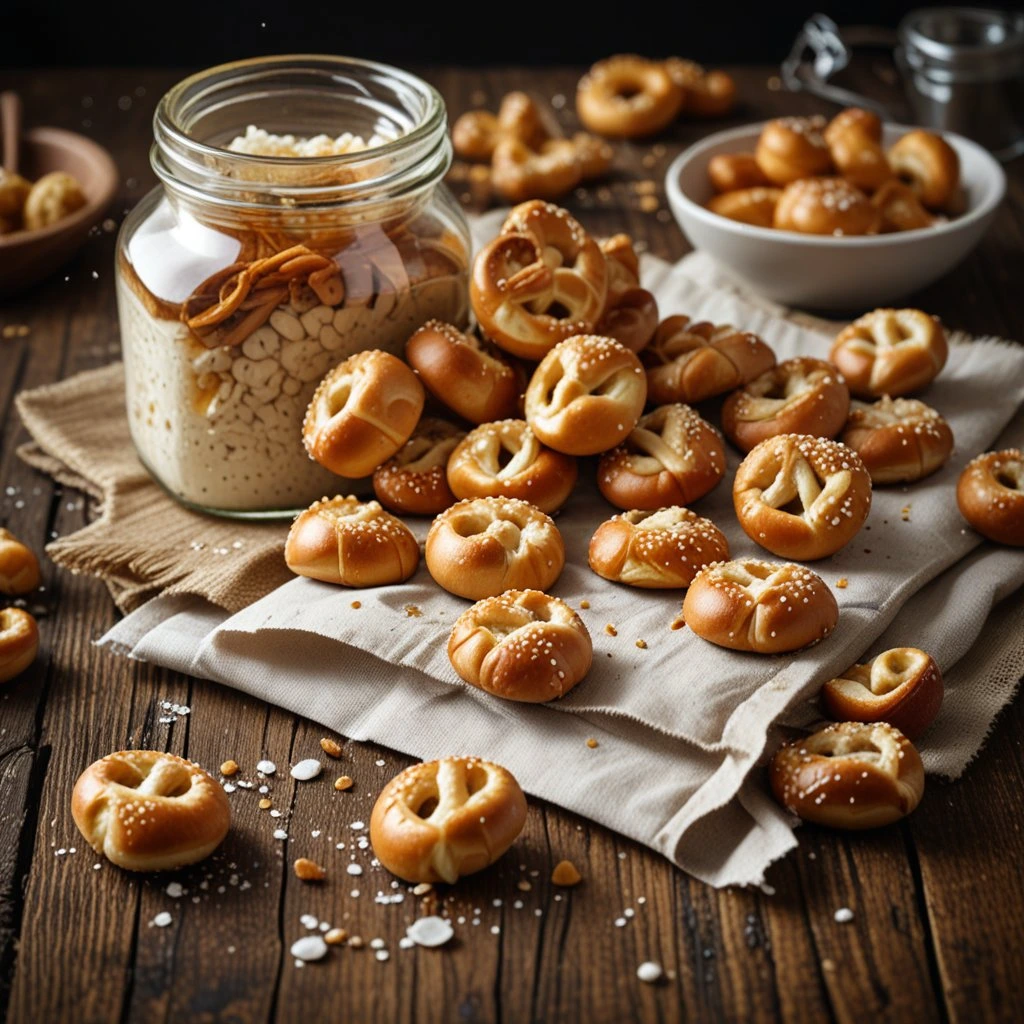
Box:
[594,234,659,353]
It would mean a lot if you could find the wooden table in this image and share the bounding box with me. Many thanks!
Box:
[2,65,1023,1024]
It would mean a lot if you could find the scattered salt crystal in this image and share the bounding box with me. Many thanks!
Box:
[290,759,322,781]
[399,936,415,949]
[273,829,288,840]
[166,882,184,898]
[637,961,663,983]
[834,907,854,923]
[256,760,276,775]
[300,914,319,929]
[407,916,455,947]
[290,935,328,962]
[350,821,366,831]
[370,938,386,950]
[375,950,390,962]
[153,912,172,928]
[347,864,363,876]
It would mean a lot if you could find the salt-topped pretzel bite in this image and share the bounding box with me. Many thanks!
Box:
[0,528,41,595]
[721,357,850,453]
[841,396,953,484]
[822,647,944,739]
[733,435,872,560]
[471,201,606,360]
[706,186,783,228]
[0,607,39,685]
[682,558,839,653]
[824,108,893,193]
[451,91,549,162]
[664,59,736,118]
[524,335,646,456]
[830,308,948,398]
[589,507,729,589]
[957,449,1024,546]
[373,418,464,516]
[425,497,565,600]
[576,55,684,138]
[370,756,527,883]
[643,315,776,406]
[406,320,522,424]
[594,234,659,353]
[888,129,960,210]
[446,419,577,513]
[755,116,833,185]
[491,137,582,203]
[770,722,924,829]
[870,179,934,233]
[286,495,420,587]
[448,590,592,702]
[303,350,424,478]
[707,153,772,193]
[774,177,880,236]
[598,404,725,510]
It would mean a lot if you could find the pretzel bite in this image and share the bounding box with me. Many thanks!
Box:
[576,55,684,139]
[733,435,872,560]
[373,418,464,515]
[770,722,924,829]
[682,558,838,653]
[774,177,880,236]
[72,750,231,871]
[957,449,1024,546]
[643,315,776,405]
[707,153,772,193]
[406,320,522,424]
[706,186,783,228]
[824,107,893,193]
[524,335,646,456]
[755,116,833,185]
[0,607,39,685]
[425,497,565,599]
[594,234,659,354]
[491,137,582,203]
[870,179,934,233]
[721,357,850,453]
[888,129,960,210]
[446,419,577,513]
[664,59,736,118]
[448,590,592,702]
[822,647,943,739]
[589,507,729,589]
[303,350,424,478]
[830,308,947,398]
[286,496,420,587]
[370,757,527,883]
[471,201,607,360]
[451,91,549,162]
[841,396,953,484]
[598,403,725,510]
[0,528,41,595]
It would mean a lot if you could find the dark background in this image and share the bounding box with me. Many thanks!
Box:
[6,1,1001,68]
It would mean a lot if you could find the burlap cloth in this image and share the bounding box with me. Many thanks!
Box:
[15,247,1024,888]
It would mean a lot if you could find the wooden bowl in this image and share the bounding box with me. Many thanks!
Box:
[0,127,118,298]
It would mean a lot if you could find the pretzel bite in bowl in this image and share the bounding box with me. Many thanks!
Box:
[666,122,1004,309]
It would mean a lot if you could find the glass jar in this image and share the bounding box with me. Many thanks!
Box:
[116,56,470,518]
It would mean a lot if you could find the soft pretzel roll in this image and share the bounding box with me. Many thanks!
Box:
[888,129,960,210]
[0,607,39,684]
[589,507,730,589]
[491,137,582,203]
[830,308,948,398]
[682,558,839,653]
[755,116,832,185]
[286,495,420,587]
[71,750,231,871]
[370,756,527,883]
[822,647,943,739]
[406,320,522,425]
[706,186,783,228]
[721,357,850,453]
[595,234,659,353]
[664,59,736,118]
[957,449,1024,546]
[425,497,565,599]
[446,419,577,513]
[597,403,725,510]
[774,177,880,236]
[373,418,464,516]
[770,722,924,829]
[452,110,502,162]
[303,350,424,478]
[471,201,606,360]
[576,55,684,139]
[524,335,646,455]
[870,179,934,233]
[707,153,771,194]
[841,396,953,484]
[734,434,872,560]
[824,107,893,193]
[643,315,776,405]
[448,590,592,702]
[0,527,41,595]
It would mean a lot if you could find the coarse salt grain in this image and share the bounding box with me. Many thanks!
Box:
[290,759,322,781]
[637,961,663,983]
[406,915,455,947]
[290,935,329,962]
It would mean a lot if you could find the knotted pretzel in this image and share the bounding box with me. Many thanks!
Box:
[755,116,833,185]
[664,58,737,118]
[0,527,40,595]
[824,107,893,193]
[707,152,772,193]
[0,607,39,685]
[773,177,880,236]
[576,55,684,139]
[706,186,783,228]
[451,91,550,162]
[956,449,1024,546]
[888,129,960,210]
[372,418,464,516]
[593,234,659,353]
[870,180,934,233]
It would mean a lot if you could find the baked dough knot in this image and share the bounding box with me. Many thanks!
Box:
[611,404,722,480]
[839,647,933,697]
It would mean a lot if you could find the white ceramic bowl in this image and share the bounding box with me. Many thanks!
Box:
[665,122,1006,311]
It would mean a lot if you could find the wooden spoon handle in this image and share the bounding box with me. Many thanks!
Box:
[1,91,22,176]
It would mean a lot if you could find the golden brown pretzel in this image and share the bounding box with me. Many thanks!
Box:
[888,129,960,210]
[755,116,833,185]
[372,418,464,516]
[824,107,893,193]
[706,186,783,228]
[643,315,776,405]
[870,179,934,233]
[451,91,549,162]
[576,55,684,138]
[733,434,872,560]
[0,607,39,685]
[597,403,725,510]
[664,59,737,118]
[0,528,40,595]
[491,137,582,203]
[707,153,771,193]
[471,201,607,360]
[773,177,880,236]
[957,449,1024,546]
[594,234,659,353]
